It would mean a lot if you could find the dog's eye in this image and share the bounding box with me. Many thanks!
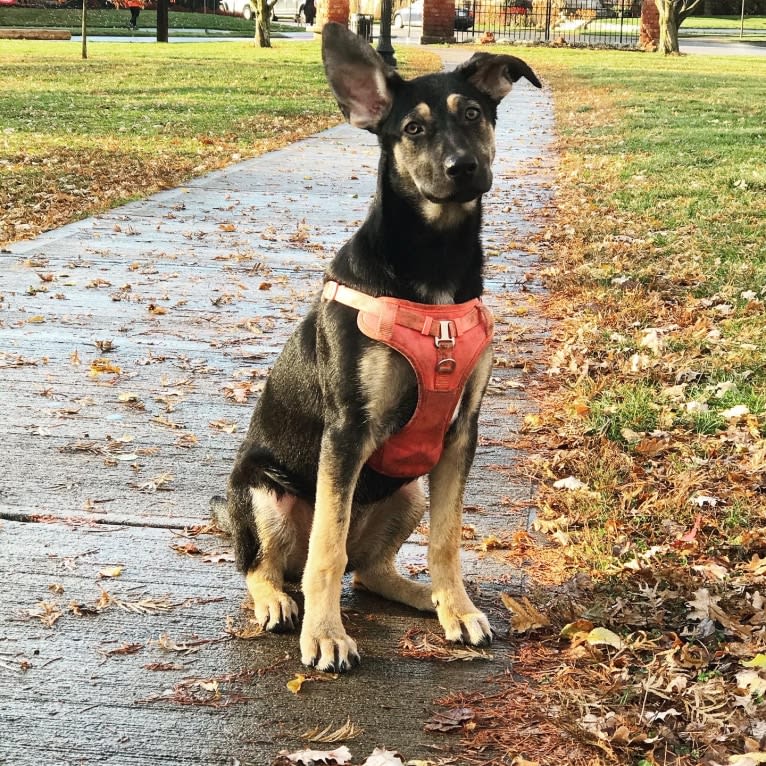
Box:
[404,121,424,136]
[465,106,481,121]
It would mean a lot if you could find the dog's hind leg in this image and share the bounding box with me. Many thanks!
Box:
[246,488,312,631]
[350,481,434,613]
[220,484,306,632]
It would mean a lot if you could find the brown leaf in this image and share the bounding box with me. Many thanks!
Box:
[97,642,143,658]
[424,706,474,732]
[301,717,361,743]
[500,594,550,634]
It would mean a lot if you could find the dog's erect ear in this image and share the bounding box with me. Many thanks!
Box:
[456,52,542,102]
[321,22,401,132]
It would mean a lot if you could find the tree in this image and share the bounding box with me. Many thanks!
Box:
[254,0,278,47]
[81,0,87,59]
[655,0,704,53]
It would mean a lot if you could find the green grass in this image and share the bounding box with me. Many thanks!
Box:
[520,50,766,300]
[682,13,766,30]
[1,41,334,138]
[589,383,659,441]
[0,39,437,244]
[0,6,295,34]
[510,45,766,523]
[3,41,331,131]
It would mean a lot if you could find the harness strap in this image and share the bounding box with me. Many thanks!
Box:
[321,280,494,479]
[321,281,491,339]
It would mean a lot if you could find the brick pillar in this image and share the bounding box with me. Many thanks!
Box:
[317,0,350,28]
[639,0,659,50]
[421,0,455,44]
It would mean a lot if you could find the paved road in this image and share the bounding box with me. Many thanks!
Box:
[680,36,766,55]
[0,51,554,765]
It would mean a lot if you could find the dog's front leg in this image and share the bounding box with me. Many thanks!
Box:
[300,425,363,672]
[428,419,492,647]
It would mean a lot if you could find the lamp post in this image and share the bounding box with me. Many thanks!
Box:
[377,0,396,67]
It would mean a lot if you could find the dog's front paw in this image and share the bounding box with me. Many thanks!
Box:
[300,620,360,673]
[433,593,492,647]
[252,591,299,633]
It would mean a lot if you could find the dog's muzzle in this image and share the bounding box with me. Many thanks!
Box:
[431,153,492,203]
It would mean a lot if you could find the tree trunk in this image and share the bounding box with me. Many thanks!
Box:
[157,0,169,42]
[81,0,87,59]
[254,0,272,46]
[655,0,679,52]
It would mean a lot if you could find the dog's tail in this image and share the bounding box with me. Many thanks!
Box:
[209,494,233,533]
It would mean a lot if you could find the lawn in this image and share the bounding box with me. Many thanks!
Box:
[683,13,766,29]
[0,6,270,35]
[0,40,437,244]
[437,46,766,766]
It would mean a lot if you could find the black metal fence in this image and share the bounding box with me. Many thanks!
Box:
[452,0,640,46]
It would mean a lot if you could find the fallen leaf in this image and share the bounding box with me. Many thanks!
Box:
[279,746,352,765]
[424,706,474,732]
[585,627,623,650]
[302,717,362,743]
[500,594,550,633]
[639,327,663,355]
[511,757,540,766]
[560,619,594,639]
[673,513,702,545]
[97,565,124,579]
[478,534,507,551]
[552,475,588,491]
[287,674,306,694]
[742,654,766,669]
[209,419,238,433]
[224,614,266,640]
[97,642,143,657]
[721,404,750,419]
[729,754,766,765]
[89,358,121,377]
[736,669,766,696]
[362,748,404,766]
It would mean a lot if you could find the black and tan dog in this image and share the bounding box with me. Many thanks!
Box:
[213,22,541,673]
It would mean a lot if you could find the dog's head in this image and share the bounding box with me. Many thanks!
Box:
[322,22,541,223]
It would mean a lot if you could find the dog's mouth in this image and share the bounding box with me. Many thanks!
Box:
[421,169,493,205]
[424,187,485,204]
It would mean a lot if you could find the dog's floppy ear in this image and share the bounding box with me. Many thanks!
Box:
[456,52,542,102]
[321,22,402,132]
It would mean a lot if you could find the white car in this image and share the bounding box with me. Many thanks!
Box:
[393,0,474,30]
[219,0,305,22]
[559,0,614,17]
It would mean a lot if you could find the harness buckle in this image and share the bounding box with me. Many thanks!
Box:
[434,320,456,349]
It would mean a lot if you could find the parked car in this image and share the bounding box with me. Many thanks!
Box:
[559,0,614,18]
[219,0,304,22]
[393,0,474,30]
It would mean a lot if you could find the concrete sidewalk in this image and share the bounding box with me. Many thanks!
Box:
[0,52,555,766]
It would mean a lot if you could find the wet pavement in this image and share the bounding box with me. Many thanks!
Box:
[0,51,555,765]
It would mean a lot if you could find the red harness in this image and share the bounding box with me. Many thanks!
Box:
[321,281,494,478]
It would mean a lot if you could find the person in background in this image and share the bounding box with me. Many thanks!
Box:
[125,0,144,29]
[304,0,316,25]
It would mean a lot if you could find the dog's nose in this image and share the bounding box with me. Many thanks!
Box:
[445,155,478,179]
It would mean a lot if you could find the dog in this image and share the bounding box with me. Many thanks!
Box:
[212,22,541,673]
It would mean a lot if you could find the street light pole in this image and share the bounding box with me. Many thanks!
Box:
[377,0,396,67]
